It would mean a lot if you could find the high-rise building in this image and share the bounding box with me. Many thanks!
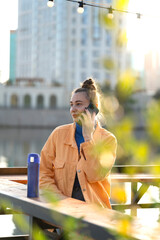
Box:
[9,30,17,84]
[144,51,160,92]
[16,0,129,103]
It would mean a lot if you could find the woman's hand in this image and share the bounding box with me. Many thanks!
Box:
[79,109,96,142]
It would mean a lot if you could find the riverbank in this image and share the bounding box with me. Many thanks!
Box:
[0,108,72,128]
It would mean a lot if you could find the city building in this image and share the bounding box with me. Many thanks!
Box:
[0,0,132,109]
[9,30,17,84]
[0,84,64,109]
[15,0,131,106]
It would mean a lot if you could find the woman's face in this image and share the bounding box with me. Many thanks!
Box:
[70,92,90,122]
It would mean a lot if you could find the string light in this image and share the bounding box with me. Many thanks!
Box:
[47,0,54,8]
[47,0,159,20]
[107,6,114,19]
[77,1,84,14]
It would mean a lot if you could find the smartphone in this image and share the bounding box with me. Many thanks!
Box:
[85,102,99,115]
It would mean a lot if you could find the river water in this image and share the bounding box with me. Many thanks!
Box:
[0,127,53,167]
[0,127,146,167]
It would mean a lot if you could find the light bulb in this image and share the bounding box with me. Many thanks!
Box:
[108,13,114,19]
[77,2,84,14]
[108,6,114,19]
[47,0,54,8]
[137,13,141,19]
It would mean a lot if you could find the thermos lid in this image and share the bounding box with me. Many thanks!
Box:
[28,153,40,163]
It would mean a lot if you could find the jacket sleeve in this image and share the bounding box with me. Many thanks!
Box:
[39,130,66,198]
[80,133,117,183]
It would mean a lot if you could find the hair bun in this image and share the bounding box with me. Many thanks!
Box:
[81,78,96,91]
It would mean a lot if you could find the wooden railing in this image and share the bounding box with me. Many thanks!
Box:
[0,179,160,240]
[0,165,160,215]
[1,164,160,174]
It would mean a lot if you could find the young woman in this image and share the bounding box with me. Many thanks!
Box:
[40,78,117,208]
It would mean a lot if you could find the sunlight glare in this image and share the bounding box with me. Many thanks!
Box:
[127,0,160,54]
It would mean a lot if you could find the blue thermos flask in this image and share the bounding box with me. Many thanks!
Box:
[27,153,40,198]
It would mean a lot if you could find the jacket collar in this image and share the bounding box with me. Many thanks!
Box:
[64,122,77,148]
[64,122,102,148]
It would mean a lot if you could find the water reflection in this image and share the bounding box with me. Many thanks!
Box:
[0,128,53,167]
[0,214,29,238]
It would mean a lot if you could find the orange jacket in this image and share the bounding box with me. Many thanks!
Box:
[40,123,117,208]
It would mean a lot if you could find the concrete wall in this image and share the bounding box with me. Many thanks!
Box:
[0,109,72,128]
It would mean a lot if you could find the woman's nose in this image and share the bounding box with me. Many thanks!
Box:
[70,105,76,112]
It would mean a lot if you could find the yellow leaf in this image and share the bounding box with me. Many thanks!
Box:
[116,29,128,47]
[99,12,116,29]
[111,183,127,203]
[116,70,137,102]
[114,0,130,10]
[134,142,149,164]
[102,58,115,70]
[117,218,132,236]
[114,118,133,141]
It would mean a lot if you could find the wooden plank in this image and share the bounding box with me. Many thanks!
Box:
[1,172,160,186]
[0,175,27,184]
[0,167,27,175]
[111,174,160,184]
[1,165,160,175]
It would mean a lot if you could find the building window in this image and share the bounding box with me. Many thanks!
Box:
[72,28,76,35]
[72,17,76,23]
[50,95,56,108]
[92,60,100,69]
[10,94,18,108]
[81,29,88,46]
[72,6,76,13]
[81,50,87,68]
[106,30,112,47]
[92,5,101,39]
[37,95,44,109]
[72,39,76,46]
[71,60,75,68]
[82,8,88,24]
[92,50,100,57]
[93,39,100,46]
[24,94,31,108]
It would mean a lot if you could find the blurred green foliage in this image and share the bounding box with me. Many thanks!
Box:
[1,0,160,239]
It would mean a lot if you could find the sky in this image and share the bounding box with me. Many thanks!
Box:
[0,0,160,83]
[127,0,160,70]
[0,0,18,83]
